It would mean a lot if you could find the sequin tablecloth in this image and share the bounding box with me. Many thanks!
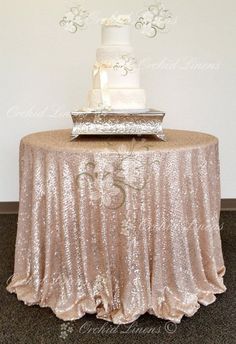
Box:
[7,129,226,324]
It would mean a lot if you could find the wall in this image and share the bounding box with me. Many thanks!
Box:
[0,0,236,201]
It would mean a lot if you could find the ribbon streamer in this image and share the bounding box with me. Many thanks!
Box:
[93,63,112,109]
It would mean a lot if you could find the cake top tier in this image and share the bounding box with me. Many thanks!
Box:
[101,15,131,46]
[101,15,131,27]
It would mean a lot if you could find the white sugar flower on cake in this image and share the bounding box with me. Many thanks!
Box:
[101,14,132,26]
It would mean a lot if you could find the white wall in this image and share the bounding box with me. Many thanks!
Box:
[0,0,236,201]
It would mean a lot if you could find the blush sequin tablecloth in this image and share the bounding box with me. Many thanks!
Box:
[7,129,226,324]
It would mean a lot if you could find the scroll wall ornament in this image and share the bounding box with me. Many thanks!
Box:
[59,6,89,33]
[135,2,172,38]
[59,2,172,38]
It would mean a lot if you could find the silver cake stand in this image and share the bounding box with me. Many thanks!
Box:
[71,109,166,141]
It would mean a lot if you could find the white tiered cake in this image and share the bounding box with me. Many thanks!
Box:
[87,15,146,111]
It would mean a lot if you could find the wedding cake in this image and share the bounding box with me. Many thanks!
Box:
[87,15,147,111]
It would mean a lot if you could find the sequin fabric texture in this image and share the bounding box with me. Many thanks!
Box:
[6,129,226,324]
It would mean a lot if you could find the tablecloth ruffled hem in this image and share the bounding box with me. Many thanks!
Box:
[6,278,226,324]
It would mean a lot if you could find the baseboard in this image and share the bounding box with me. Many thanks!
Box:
[0,200,235,214]
[221,199,236,211]
[0,202,19,214]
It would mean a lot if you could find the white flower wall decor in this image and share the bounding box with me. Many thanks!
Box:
[59,2,173,39]
[135,2,172,38]
[60,6,90,33]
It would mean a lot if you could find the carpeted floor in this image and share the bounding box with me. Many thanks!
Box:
[0,212,235,344]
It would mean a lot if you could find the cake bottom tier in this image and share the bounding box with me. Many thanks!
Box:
[88,88,146,110]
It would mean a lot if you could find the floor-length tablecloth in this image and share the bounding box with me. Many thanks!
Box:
[7,129,226,323]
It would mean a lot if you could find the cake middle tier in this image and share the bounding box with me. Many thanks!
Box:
[88,89,146,110]
[93,66,140,88]
[96,46,134,64]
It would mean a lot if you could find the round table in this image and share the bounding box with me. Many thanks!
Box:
[7,129,226,324]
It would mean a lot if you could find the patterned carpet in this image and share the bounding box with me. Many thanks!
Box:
[0,212,235,344]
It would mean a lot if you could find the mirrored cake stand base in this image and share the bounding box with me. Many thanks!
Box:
[71,109,166,141]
